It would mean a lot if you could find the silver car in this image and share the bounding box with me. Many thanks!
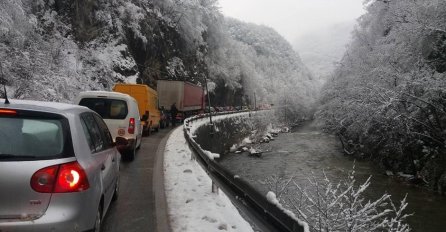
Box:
[0,99,120,232]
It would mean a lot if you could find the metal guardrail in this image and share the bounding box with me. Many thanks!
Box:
[183,111,305,232]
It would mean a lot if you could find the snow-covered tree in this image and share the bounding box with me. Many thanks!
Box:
[317,0,446,192]
[1,0,318,120]
[205,17,317,119]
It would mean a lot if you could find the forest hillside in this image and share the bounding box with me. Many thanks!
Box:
[317,0,446,193]
[0,0,316,117]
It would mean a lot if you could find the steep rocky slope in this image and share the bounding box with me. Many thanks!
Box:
[0,0,317,117]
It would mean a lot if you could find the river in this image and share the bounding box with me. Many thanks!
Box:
[218,121,446,232]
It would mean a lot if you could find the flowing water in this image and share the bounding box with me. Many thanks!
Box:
[218,121,446,232]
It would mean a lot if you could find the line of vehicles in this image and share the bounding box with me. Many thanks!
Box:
[0,80,205,232]
[76,80,205,161]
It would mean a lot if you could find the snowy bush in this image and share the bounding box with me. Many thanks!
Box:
[268,168,412,232]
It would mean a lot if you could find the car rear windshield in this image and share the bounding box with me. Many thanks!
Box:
[0,111,74,161]
[79,98,128,119]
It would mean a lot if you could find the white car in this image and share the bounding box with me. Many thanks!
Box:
[75,91,143,161]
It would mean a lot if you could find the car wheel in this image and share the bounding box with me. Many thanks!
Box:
[160,121,164,129]
[126,144,136,161]
[93,206,102,232]
[136,138,141,150]
[148,126,151,136]
[112,176,119,202]
[142,126,149,137]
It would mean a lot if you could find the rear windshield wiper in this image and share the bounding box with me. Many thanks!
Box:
[0,154,38,160]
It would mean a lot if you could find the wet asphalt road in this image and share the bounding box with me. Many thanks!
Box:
[101,128,172,232]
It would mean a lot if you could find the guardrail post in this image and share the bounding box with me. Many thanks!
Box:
[209,123,215,138]
[212,181,219,194]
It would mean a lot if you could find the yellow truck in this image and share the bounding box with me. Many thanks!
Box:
[113,83,160,136]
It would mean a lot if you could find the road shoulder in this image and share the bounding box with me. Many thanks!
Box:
[154,128,175,232]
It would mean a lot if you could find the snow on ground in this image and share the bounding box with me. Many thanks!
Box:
[183,112,251,160]
[164,126,254,232]
[186,112,250,135]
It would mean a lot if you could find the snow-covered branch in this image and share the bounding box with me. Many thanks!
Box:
[268,168,412,232]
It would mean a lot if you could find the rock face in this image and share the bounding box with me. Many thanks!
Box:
[1,0,211,101]
[73,0,99,42]
[193,115,255,155]
[52,0,210,87]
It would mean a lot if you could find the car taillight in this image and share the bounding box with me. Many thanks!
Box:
[128,117,135,134]
[30,165,58,193]
[0,109,17,116]
[54,162,90,193]
[31,161,89,193]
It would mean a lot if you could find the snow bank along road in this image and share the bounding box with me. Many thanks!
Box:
[164,127,254,232]
[99,124,252,232]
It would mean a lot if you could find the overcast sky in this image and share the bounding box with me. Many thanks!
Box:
[218,0,366,43]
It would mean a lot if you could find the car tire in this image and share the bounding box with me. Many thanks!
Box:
[93,206,102,232]
[126,144,136,161]
[136,138,141,150]
[160,121,164,129]
[142,125,149,137]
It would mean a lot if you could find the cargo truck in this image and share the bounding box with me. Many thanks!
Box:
[113,83,160,136]
[157,80,205,122]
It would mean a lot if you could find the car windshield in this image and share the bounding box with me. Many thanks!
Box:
[79,98,128,119]
[0,117,66,159]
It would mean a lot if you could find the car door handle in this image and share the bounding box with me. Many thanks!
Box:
[101,164,106,171]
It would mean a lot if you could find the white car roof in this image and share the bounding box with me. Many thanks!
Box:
[76,91,135,101]
[0,98,88,114]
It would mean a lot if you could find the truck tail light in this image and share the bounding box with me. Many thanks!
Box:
[31,161,90,193]
[128,117,135,134]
